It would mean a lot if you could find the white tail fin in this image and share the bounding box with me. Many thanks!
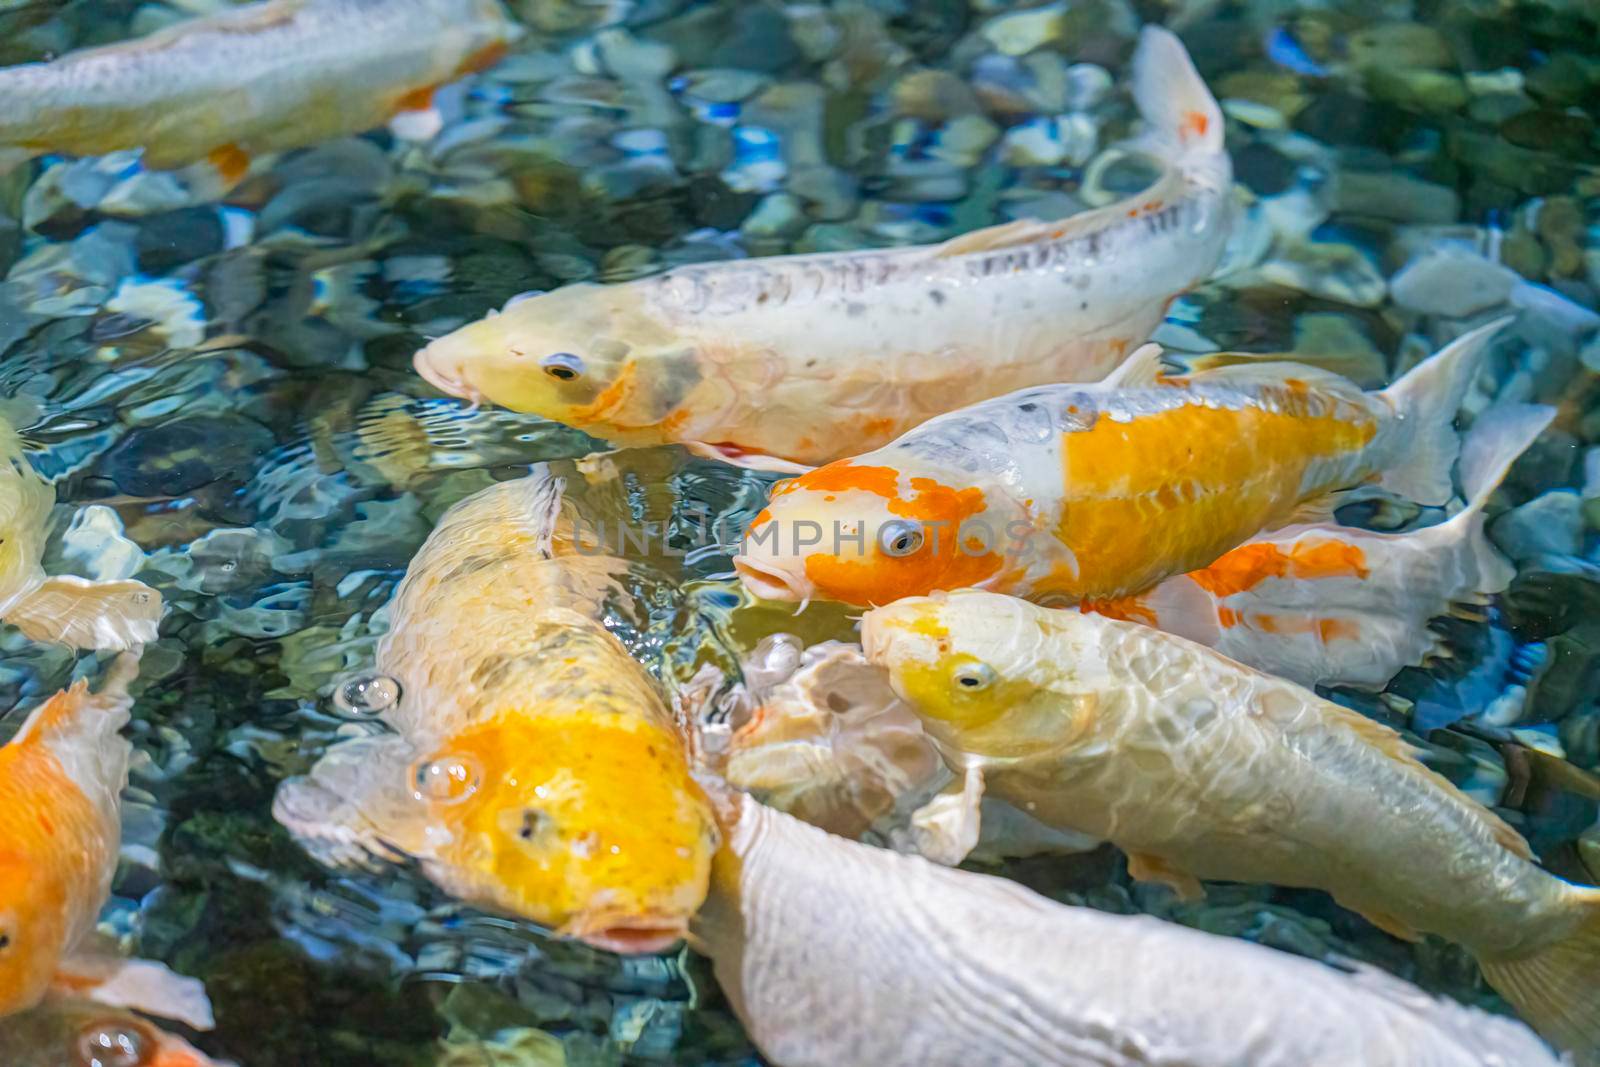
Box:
[1459,403,1555,512]
[1377,317,1509,506]
[1478,884,1600,1064]
[4,575,162,651]
[1132,26,1225,159]
[55,953,215,1031]
[11,651,140,749]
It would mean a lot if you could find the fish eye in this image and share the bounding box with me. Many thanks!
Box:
[952,663,996,692]
[0,930,10,952]
[542,352,584,381]
[517,808,554,842]
[878,520,924,558]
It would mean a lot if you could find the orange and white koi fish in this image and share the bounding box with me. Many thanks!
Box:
[1082,403,1554,690]
[0,419,160,651]
[703,636,1093,863]
[414,26,1231,472]
[863,589,1600,1060]
[273,470,718,955]
[696,789,1561,1067]
[0,997,231,1067]
[736,319,1504,608]
[0,655,216,1036]
[0,0,522,182]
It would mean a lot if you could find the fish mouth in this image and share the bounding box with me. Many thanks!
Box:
[572,920,688,955]
[859,613,888,665]
[734,557,804,602]
[413,343,482,405]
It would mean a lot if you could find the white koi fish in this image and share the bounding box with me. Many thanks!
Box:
[864,590,1600,1060]
[0,0,523,183]
[1081,402,1554,690]
[414,26,1232,472]
[695,789,1562,1067]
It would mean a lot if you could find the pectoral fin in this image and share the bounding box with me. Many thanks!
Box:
[54,952,215,1030]
[1342,902,1422,943]
[4,575,162,651]
[272,734,434,872]
[910,764,984,866]
[1126,850,1204,901]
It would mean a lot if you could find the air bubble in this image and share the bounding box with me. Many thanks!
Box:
[412,756,482,803]
[332,673,401,716]
[75,1023,146,1067]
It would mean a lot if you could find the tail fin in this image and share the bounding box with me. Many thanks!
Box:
[1477,885,1600,1064]
[3,575,162,651]
[54,952,215,1031]
[1377,317,1509,506]
[1131,26,1225,160]
[11,651,139,748]
[1458,403,1555,513]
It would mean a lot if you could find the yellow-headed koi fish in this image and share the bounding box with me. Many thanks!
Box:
[0,0,523,183]
[273,470,718,955]
[695,788,1561,1067]
[737,320,1505,608]
[0,655,215,1035]
[1082,403,1554,690]
[414,27,1231,473]
[0,420,160,651]
[863,589,1600,1060]
[0,997,231,1067]
[708,636,1093,863]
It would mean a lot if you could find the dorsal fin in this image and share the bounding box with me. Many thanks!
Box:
[1098,343,1169,389]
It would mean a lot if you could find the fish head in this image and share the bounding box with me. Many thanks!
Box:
[421,711,717,954]
[0,998,228,1067]
[414,285,682,439]
[0,853,67,1016]
[734,460,1011,607]
[861,590,1102,754]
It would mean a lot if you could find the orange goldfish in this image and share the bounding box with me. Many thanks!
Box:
[0,419,160,651]
[274,470,718,954]
[0,655,215,1035]
[0,0,523,183]
[1081,402,1554,690]
[414,27,1231,472]
[864,589,1600,1060]
[737,319,1504,608]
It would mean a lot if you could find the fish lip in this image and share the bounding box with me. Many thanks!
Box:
[571,921,688,955]
[413,343,482,405]
[859,613,885,664]
[733,558,803,602]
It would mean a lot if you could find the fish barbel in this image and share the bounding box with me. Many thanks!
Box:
[273,470,718,955]
[736,319,1503,607]
[863,589,1600,1059]
[1082,403,1554,690]
[0,418,161,651]
[0,0,523,180]
[695,790,1561,1067]
[414,26,1231,471]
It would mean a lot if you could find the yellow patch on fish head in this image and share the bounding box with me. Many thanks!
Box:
[863,591,1098,753]
[422,710,716,954]
[413,285,687,437]
[0,850,66,1016]
[735,461,1003,607]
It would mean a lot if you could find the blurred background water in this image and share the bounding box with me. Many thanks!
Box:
[1,0,1599,1062]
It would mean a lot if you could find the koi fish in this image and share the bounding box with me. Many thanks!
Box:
[0,997,231,1067]
[0,654,215,1035]
[707,635,1092,863]
[0,420,161,651]
[862,589,1600,1060]
[273,470,718,955]
[1082,403,1554,690]
[413,26,1231,472]
[0,0,523,182]
[736,319,1504,607]
[695,789,1561,1067]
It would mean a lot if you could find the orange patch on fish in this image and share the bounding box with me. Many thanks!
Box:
[458,40,511,75]
[573,361,638,421]
[395,84,438,111]
[1182,110,1210,142]
[789,462,903,500]
[1052,391,1376,600]
[1080,594,1160,627]
[205,143,251,186]
[1188,540,1370,599]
